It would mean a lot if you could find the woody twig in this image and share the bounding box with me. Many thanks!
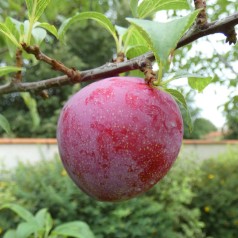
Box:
[194,0,208,29]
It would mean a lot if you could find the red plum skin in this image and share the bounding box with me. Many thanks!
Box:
[57,77,183,202]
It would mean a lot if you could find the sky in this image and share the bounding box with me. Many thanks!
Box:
[186,35,237,129]
[194,83,230,128]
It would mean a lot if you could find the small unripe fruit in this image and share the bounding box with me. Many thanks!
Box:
[57,77,183,202]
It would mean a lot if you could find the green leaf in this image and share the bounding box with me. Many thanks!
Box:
[123,26,149,58]
[130,0,139,17]
[23,20,30,42]
[137,0,190,18]
[16,222,38,238]
[5,38,18,58]
[126,45,149,59]
[26,0,51,22]
[184,109,193,133]
[3,229,17,238]
[115,25,127,42]
[0,114,11,134]
[115,25,127,52]
[0,204,35,223]
[5,17,21,41]
[161,71,212,89]
[188,76,213,92]
[35,22,58,38]
[35,208,48,227]
[165,88,193,132]
[58,11,119,51]
[4,17,23,56]
[0,66,24,77]
[51,221,95,238]
[0,22,21,47]
[32,27,47,45]
[232,95,238,103]
[35,208,53,235]
[127,69,145,78]
[25,1,51,44]
[165,88,187,110]
[115,25,127,37]
[127,10,200,64]
[25,0,34,18]
[20,93,40,129]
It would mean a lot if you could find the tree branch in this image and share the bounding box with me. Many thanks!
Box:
[14,49,23,83]
[194,0,208,28]
[0,12,238,96]
[22,43,81,82]
[177,12,238,48]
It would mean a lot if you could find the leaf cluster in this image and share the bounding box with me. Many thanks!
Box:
[184,118,217,139]
[0,203,95,238]
[223,95,238,139]
[0,0,226,135]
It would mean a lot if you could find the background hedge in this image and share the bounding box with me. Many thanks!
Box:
[1,149,238,238]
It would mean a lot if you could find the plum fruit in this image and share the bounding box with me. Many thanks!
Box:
[57,77,183,202]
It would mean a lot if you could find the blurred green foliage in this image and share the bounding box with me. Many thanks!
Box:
[179,90,217,139]
[0,203,95,238]
[0,155,205,238]
[0,0,130,138]
[185,118,217,139]
[1,149,238,237]
[192,149,238,238]
[223,96,238,139]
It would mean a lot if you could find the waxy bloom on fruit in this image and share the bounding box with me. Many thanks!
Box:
[57,77,183,202]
